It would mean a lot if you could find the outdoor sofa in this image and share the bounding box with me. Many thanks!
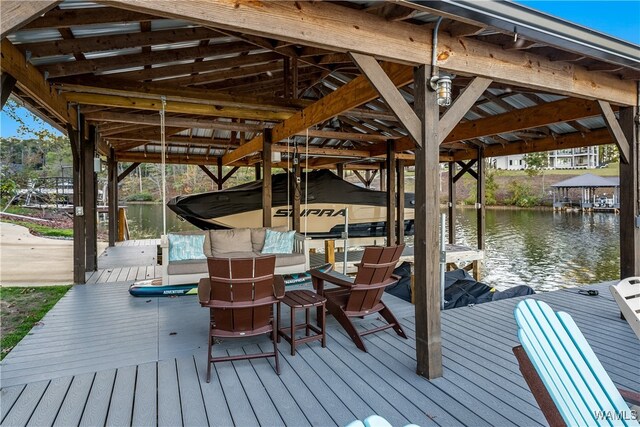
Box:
[161,226,310,285]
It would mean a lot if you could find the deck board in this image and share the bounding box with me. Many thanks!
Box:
[0,380,48,427]
[104,365,136,427]
[1,280,638,427]
[26,377,72,427]
[131,362,157,427]
[52,372,94,427]
[78,369,115,427]
[157,359,183,427]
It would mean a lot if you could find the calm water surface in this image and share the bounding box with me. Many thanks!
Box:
[117,204,620,291]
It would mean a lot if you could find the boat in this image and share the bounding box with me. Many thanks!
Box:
[168,170,415,238]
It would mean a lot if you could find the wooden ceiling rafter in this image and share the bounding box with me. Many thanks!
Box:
[21,27,223,58]
[21,6,158,30]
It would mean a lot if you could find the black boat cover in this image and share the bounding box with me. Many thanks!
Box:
[167,170,415,231]
[386,265,535,309]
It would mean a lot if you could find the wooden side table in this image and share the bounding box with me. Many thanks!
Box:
[277,290,326,356]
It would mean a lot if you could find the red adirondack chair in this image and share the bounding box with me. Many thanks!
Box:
[311,245,407,352]
[198,255,284,382]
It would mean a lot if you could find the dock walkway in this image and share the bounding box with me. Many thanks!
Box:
[1,260,637,426]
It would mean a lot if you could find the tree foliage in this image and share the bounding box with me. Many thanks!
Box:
[523,152,548,177]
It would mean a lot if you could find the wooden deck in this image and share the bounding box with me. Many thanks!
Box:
[85,239,161,284]
[1,269,638,427]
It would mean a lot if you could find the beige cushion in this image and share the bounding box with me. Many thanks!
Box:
[167,259,208,275]
[262,252,306,268]
[209,229,252,255]
[209,251,256,260]
[250,226,288,252]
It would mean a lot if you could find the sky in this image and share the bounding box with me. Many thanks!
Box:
[1,1,639,139]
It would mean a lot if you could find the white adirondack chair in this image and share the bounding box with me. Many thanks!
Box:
[513,299,640,427]
[610,277,640,340]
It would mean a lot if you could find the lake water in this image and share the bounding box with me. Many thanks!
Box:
[117,204,620,291]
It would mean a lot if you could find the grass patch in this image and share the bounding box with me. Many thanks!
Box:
[1,220,73,238]
[1,286,71,359]
[497,163,619,177]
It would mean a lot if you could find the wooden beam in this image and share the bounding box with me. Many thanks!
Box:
[23,6,156,29]
[221,166,239,184]
[56,79,398,121]
[1,39,77,128]
[24,27,221,58]
[351,52,421,145]
[619,106,639,277]
[452,128,614,161]
[222,61,413,165]
[447,162,456,245]
[65,92,290,121]
[598,100,631,164]
[445,98,605,145]
[107,148,118,247]
[198,165,219,185]
[1,1,59,39]
[86,111,265,132]
[108,0,636,105]
[413,64,442,379]
[300,129,396,142]
[84,125,98,271]
[1,73,17,109]
[476,148,485,252]
[396,159,405,245]
[453,160,478,182]
[262,129,273,227]
[44,43,251,79]
[67,122,85,284]
[216,157,223,190]
[117,162,140,183]
[386,141,397,245]
[439,77,492,141]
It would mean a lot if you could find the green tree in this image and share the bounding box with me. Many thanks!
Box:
[508,180,539,207]
[524,151,549,194]
[523,152,548,177]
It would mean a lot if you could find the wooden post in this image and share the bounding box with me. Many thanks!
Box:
[619,105,640,277]
[283,57,291,99]
[397,159,405,245]
[293,152,301,232]
[1,73,17,109]
[292,57,299,99]
[83,125,98,271]
[67,122,86,284]
[413,65,442,379]
[379,163,386,191]
[118,207,129,241]
[448,161,456,245]
[255,163,261,180]
[217,157,223,190]
[477,148,486,251]
[107,148,118,247]
[262,129,272,227]
[386,140,396,246]
[336,163,344,179]
[324,239,336,268]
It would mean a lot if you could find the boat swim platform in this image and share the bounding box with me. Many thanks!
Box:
[1,279,637,427]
